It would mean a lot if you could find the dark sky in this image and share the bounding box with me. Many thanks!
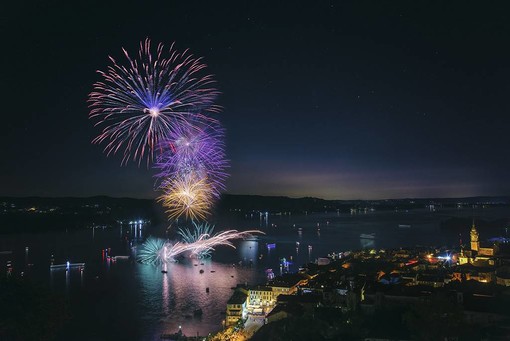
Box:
[2,1,510,199]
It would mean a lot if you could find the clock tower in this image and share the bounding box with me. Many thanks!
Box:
[470,221,479,252]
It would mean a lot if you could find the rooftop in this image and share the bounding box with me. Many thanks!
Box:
[227,290,248,305]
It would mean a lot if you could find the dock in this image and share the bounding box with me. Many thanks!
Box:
[50,262,85,270]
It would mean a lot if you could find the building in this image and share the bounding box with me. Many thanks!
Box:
[452,264,496,283]
[226,289,248,326]
[248,286,275,310]
[470,222,479,252]
[265,302,304,324]
[268,273,310,297]
[416,273,445,287]
[458,222,499,266]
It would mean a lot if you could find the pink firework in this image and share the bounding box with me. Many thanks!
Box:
[88,38,220,166]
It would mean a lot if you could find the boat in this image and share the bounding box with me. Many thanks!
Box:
[360,233,375,239]
[199,269,204,274]
[398,224,411,228]
[161,270,168,274]
[210,270,216,273]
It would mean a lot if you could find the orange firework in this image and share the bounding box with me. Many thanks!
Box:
[157,174,213,221]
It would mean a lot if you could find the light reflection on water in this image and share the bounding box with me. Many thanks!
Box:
[135,256,262,338]
[1,207,509,339]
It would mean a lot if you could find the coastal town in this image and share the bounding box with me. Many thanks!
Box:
[205,222,510,340]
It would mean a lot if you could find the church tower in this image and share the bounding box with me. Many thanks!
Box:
[470,220,479,252]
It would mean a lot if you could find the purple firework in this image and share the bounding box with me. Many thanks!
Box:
[154,121,228,198]
[88,38,220,166]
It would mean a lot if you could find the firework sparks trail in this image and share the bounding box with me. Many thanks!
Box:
[187,230,262,258]
[89,38,220,166]
[136,230,264,264]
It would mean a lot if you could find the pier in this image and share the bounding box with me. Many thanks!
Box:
[50,262,85,270]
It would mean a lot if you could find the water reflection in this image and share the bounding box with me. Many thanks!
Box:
[239,240,258,267]
[162,263,170,315]
[2,206,501,339]
[65,268,70,293]
[135,257,261,337]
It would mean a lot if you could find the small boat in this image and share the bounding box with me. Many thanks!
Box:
[210,270,216,273]
[161,270,168,274]
[398,224,411,229]
[200,263,204,265]
[230,275,234,278]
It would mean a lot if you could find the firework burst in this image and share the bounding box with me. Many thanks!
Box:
[154,121,228,198]
[177,222,216,258]
[158,173,213,221]
[88,38,220,166]
[137,237,168,264]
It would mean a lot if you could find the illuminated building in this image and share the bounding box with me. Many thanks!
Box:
[458,221,498,266]
[248,286,275,309]
[225,274,312,324]
[452,264,495,283]
[270,284,294,297]
[225,288,248,326]
[470,222,479,252]
[269,273,310,296]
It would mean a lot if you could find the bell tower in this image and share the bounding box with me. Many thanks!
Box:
[470,220,479,252]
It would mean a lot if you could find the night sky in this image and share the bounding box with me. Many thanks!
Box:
[2,1,510,199]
